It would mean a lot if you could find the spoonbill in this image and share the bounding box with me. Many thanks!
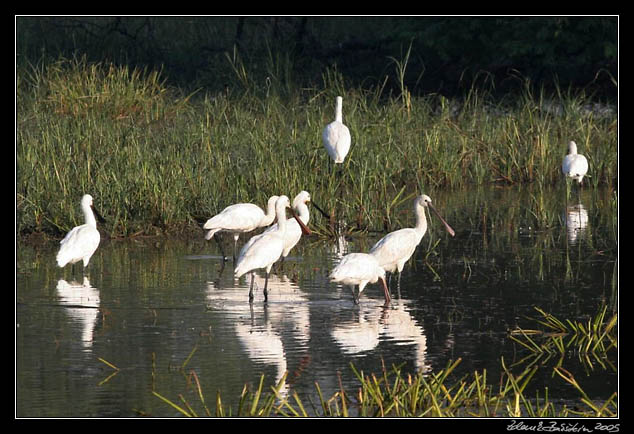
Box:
[329,253,391,304]
[234,196,311,302]
[203,195,279,262]
[322,96,351,164]
[263,191,313,262]
[369,195,455,288]
[56,194,105,272]
[562,140,589,185]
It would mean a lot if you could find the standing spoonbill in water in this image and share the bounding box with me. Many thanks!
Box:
[263,191,317,264]
[56,194,105,273]
[203,195,279,262]
[322,96,351,165]
[562,140,589,186]
[369,195,455,290]
[234,196,311,302]
[330,253,391,304]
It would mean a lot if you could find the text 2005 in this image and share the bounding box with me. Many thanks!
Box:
[595,423,619,433]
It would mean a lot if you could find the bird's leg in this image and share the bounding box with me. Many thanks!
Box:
[233,235,239,263]
[217,259,226,277]
[214,233,228,262]
[248,272,255,303]
[351,286,359,305]
[263,272,269,303]
[380,277,391,305]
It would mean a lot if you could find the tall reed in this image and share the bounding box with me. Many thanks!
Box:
[17,56,617,239]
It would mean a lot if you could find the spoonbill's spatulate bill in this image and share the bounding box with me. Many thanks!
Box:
[322,96,351,164]
[56,194,105,271]
[203,195,279,261]
[562,140,589,185]
[369,195,455,287]
[234,195,311,302]
[329,253,391,304]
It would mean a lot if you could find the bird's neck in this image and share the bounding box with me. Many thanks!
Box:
[276,212,287,233]
[275,203,288,233]
[414,205,428,234]
[262,202,277,226]
[83,205,97,228]
[335,100,343,123]
[296,203,310,224]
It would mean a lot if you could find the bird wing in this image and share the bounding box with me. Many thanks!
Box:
[322,122,351,162]
[57,225,100,265]
[330,254,379,282]
[204,203,263,231]
[234,233,285,277]
[369,229,420,270]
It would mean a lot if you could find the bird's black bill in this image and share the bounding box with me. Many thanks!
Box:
[92,205,107,224]
[311,200,331,219]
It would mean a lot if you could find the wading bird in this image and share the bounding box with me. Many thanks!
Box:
[369,195,455,289]
[322,96,351,165]
[203,195,279,262]
[263,191,313,263]
[562,140,589,186]
[329,253,391,304]
[56,194,105,273]
[234,196,311,302]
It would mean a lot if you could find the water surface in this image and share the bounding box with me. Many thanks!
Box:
[16,186,618,417]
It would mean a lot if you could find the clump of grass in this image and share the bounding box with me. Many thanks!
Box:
[17,57,617,240]
[150,356,616,417]
[510,305,617,371]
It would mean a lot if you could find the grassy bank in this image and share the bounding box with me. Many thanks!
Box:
[16,57,617,240]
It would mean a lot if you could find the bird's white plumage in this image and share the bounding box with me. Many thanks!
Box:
[322,96,351,164]
[562,141,589,184]
[234,196,292,280]
[203,195,279,241]
[263,191,311,258]
[369,195,455,275]
[329,253,390,303]
[56,194,101,269]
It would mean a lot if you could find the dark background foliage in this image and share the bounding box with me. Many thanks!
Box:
[16,16,618,100]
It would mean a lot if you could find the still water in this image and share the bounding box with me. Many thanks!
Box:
[16,187,617,417]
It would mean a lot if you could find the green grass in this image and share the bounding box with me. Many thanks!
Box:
[150,356,617,418]
[17,56,617,240]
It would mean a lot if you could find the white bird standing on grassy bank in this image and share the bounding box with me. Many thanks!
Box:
[322,96,351,164]
[562,140,589,185]
[56,194,105,272]
[203,195,279,262]
[369,195,455,288]
[234,195,311,302]
[330,253,391,304]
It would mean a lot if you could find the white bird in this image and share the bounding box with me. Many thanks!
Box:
[562,140,589,185]
[322,96,351,164]
[329,253,391,304]
[369,195,455,288]
[263,190,312,261]
[203,195,279,262]
[56,194,104,272]
[235,196,311,302]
